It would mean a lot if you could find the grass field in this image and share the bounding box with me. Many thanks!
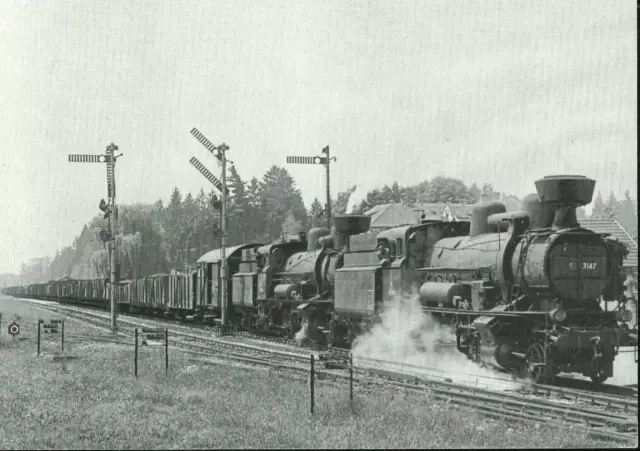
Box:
[0,296,636,449]
[1,338,635,450]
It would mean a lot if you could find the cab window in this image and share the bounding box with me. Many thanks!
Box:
[396,238,404,258]
[389,241,397,258]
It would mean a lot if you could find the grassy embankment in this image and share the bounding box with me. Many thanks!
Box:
[1,336,635,449]
[0,295,635,449]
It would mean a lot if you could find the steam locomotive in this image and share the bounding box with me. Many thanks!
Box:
[333,175,636,385]
[3,175,636,385]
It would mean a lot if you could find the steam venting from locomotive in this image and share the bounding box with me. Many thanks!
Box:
[350,292,512,389]
[345,185,365,215]
[295,320,309,345]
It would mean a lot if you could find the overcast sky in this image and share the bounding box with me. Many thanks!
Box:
[0,0,636,273]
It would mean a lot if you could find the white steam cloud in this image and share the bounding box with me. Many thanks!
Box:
[295,319,309,345]
[351,292,522,391]
[345,185,366,214]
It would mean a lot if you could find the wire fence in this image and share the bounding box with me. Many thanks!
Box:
[2,315,638,422]
[0,318,359,415]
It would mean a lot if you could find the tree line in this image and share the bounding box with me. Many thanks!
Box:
[11,168,638,285]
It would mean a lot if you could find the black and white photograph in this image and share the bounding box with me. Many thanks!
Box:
[0,0,637,448]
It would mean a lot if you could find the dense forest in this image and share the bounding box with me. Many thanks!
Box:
[8,165,638,285]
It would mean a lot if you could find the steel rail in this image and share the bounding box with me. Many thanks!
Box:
[21,298,638,437]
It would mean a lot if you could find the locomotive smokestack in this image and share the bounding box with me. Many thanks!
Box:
[470,201,506,237]
[522,193,555,229]
[333,215,372,251]
[307,227,331,251]
[534,175,595,230]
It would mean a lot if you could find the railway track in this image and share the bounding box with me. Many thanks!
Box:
[18,298,640,399]
[27,296,635,394]
[18,298,637,443]
[26,302,311,362]
[21,298,640,396]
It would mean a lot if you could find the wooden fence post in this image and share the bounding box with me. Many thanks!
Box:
[37,320,42,356]
[349,353,354,402]
[165,329,169,375]
[310,354,315,414]
[134,328,138,378]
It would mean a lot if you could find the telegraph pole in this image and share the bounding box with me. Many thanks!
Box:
[189,128,231,327]
[69,144,123,333]
[218,143,229,326]
[286,146,335,228]
[324,146,331,228]
[107,143,118,333]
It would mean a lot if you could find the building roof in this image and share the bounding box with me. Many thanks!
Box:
[197,243,261,264]
[363,203,419,229]
[364,202,479,229]
[412,203,475,221]
[580,219,638,268]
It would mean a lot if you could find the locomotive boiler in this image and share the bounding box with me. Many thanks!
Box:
[419,175,634,383]
[332,175,633,384]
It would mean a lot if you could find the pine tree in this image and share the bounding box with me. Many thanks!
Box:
[615,190,638,236]
[245,177,265,242]
[307,197,325,227]
[227,165,249,245]
[604,192,618,219]
[164,187,183,267]
[590,191,606,219]
[259,166,307,242]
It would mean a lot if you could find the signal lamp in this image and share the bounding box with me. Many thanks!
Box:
[99,229,111,243]
[99,199,111,218]
[549,307,567,323]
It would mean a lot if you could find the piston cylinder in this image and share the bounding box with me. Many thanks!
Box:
[274,284,298,299]
[419,282,466,307]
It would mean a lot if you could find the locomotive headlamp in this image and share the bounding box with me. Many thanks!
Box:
[615,309,633,323]
[549,307,567,323]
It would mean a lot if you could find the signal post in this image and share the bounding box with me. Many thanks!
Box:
[286,146,335,229]
[69,144,123,333]
[189,128,231,328]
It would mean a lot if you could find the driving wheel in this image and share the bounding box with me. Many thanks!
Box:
[525,342,555,384]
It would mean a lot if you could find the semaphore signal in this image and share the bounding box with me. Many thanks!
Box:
[189,156,229,195]
[68,143,123,334]
[189,127,231,329]
[286,146,335,228]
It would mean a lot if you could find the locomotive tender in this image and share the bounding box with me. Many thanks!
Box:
[3,175,636,384]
